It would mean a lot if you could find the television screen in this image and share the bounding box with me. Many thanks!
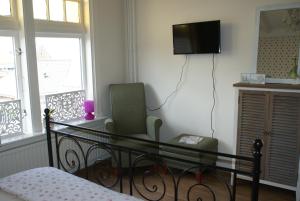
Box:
[173,20,221,54]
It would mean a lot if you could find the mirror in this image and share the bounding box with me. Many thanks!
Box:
[255,3,300,80]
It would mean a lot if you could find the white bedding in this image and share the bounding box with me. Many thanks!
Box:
[0,167,142,201]
[0,189,23,201]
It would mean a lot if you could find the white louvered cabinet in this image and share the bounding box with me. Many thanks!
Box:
[237,90,300,187]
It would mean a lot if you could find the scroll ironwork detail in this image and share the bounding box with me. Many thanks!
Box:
[45,90,85,122]
[131,154,176,201]
[85,144,121,189]
[0,100,23,136]
[57,136,86,173]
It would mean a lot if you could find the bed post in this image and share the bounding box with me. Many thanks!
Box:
[251,139,263,201]
[45,108,54,167]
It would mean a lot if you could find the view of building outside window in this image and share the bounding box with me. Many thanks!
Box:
[0,36,18,102]
[35,37,83,109]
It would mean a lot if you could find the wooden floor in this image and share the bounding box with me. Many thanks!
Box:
[76,166,295,201]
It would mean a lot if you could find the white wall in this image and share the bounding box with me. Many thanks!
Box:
[134,0,297,154]
[91,0,125,117]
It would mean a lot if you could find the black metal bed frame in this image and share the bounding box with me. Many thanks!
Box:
[45,109,263,201]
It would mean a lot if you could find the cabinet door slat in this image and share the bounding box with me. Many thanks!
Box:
[237,91,300,186]
[237,91,267,174]
[265,94,300,186]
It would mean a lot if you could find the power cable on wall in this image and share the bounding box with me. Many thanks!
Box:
[210,54,216,138]
[148,55,189,111]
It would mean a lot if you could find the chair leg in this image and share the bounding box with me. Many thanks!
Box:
[150,164,168,175]
[112,167,120,178]
[195,169,203,184]
[162,163,168,175]
[151,164,160,173]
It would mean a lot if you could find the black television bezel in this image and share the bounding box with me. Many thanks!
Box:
[172,20,221,55]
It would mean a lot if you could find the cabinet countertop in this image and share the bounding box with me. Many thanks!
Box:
[233,82,300,90]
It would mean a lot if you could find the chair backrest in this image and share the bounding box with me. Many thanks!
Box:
[109,83,147,135]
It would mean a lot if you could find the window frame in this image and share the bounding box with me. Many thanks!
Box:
[0,0,94,142]
[0,30,27,139]
[0,30,24,101]
[0,1,22,100]
[32,0,89,131]
[34,32,88,97]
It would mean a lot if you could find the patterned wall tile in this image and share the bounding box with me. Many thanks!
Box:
[257,35,300,79]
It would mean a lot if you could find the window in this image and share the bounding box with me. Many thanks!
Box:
[0,36,19,102]
[33,0,80,23]
[35,37,84,109]
[34,0,86,124]
[65,1,80,23]
[33,0,88,122]
[0,0,92,141]
[0,0,11,16]
[32,0,47,20]
[36,37,83,96]
[49,0,64,21]
[0,34,24,137]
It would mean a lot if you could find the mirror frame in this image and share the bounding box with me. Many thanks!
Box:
[253,2,300,83]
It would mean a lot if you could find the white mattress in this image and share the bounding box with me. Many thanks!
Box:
[0,189,24,201]
[0,167,142,201]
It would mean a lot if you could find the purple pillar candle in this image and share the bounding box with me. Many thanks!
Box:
[83,100,95,120]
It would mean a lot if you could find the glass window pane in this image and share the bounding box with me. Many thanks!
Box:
[0,0,11,16]
[36,37,83,99]
[0,36,18,102]
[49,0,64,21]
[66,1,79,23]
[33,0,47,20]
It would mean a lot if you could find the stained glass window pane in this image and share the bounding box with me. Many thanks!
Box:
[33,0,47,20]
[66,1,79,23]
[49,0,64,21]
[0,0,11,16]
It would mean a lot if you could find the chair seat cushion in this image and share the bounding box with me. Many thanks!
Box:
[160,134,218,165]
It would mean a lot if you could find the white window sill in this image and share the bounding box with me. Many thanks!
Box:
[0,116,107,153]
[52,116,106,130]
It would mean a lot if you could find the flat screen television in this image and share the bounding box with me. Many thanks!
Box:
[173,20,221,54]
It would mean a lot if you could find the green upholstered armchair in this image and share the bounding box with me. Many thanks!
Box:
[104,83,162,166]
